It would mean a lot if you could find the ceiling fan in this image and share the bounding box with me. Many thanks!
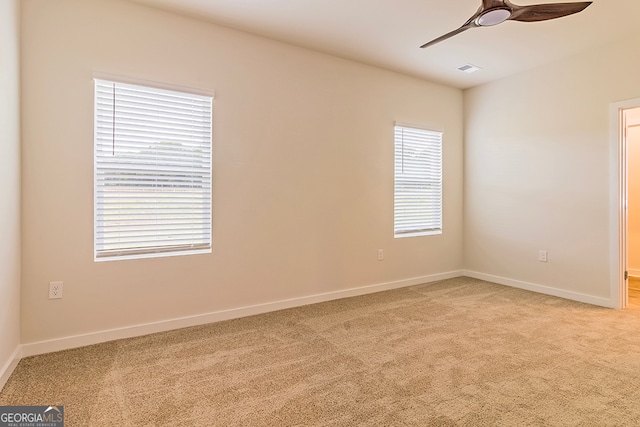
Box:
[420,0,592,49]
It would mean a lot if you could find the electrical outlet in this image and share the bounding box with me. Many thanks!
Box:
[538,250,548,263]
[378,249,384,261]
[49,281,63,299]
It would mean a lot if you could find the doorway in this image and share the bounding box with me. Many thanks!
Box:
[627,108,640,308]
[611,99,640,309]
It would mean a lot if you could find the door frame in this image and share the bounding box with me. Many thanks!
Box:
[610,98,640,309]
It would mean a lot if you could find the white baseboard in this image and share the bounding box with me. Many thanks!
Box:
[19,270,615,360]
[22,270,463,358]
[628,269,640,278]
[0,346,22,392]
[463,270,614,308]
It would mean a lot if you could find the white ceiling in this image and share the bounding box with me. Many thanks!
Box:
[128,0,640,89]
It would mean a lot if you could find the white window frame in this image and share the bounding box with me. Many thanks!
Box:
[94,78,213,261]
[394,122,443,238]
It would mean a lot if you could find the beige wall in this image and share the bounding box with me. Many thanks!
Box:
[628,121,640,275]
[20,0,463,343]
[0,0,21,372]
[464,31,640,299]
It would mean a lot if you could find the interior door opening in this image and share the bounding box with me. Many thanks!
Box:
[626,107,640,308]
[612,100,640,310]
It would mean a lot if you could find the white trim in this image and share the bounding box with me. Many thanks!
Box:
[0,346,22,392]
[394,230,442,239]
[629,269,640,278]
[463,270,614,308]
[16,271,620,359]
[22,271,463,357]
[394,121,444,133]
[610,99,625,309]
[92,72,215,99]
[95,247,211,263]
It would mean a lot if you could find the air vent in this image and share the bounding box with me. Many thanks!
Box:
[457,64,482,74]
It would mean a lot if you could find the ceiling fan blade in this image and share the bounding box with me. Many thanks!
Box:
[508,1,592,22]
[482,0,509,9]
[420,22,477,49]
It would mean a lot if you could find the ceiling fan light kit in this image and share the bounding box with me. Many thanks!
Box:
[420,0,593,49]
[477,9,511,26]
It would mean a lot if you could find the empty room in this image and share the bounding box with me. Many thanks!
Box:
[2,0,640,425]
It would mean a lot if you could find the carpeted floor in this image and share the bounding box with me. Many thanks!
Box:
[629,277,640,309]
[2,277,640,426]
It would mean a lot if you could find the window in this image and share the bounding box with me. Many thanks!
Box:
[94,79,213,261]
[394,123,442,238]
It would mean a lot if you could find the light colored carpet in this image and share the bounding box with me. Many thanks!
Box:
[629,278,640,309]
[2,277,640,426]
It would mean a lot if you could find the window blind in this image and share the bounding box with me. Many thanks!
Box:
[94,79,212,260]
[394,125,442,237]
